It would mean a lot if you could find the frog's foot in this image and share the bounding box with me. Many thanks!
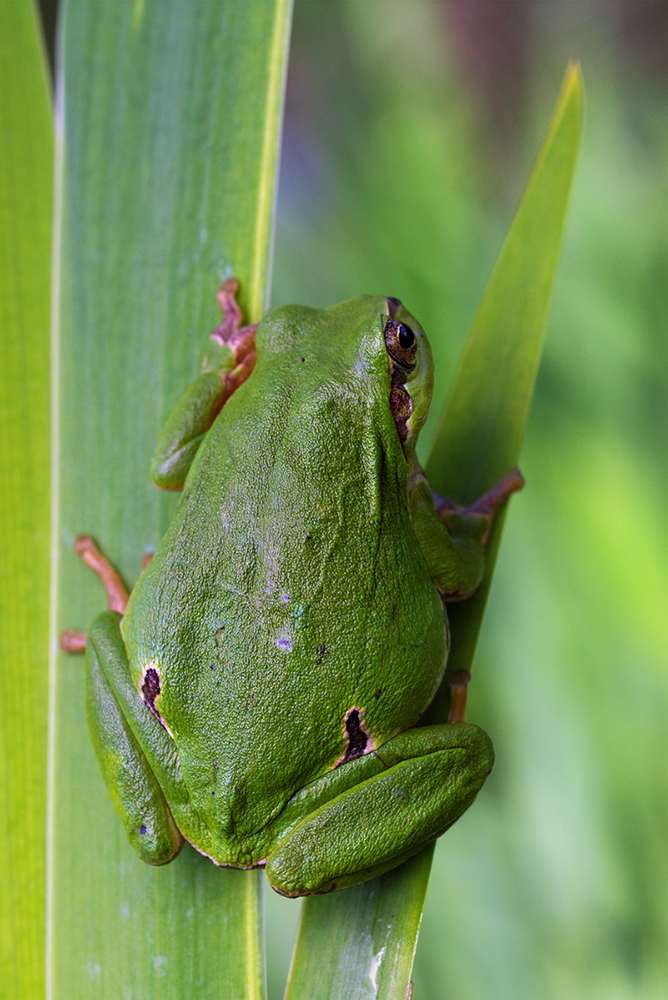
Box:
[434,468,525,541]
[205,277,258,396]
[74,534,129,612]
[446,668,471,724]
[60,629,87,653]
[264,723,493,897]
[59,535,129,653]
[434,468,525,546]
[151,279,258,491]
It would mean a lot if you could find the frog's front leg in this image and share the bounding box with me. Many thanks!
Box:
[409,463,524,604]
[263,723,493,897]
[85,609,184,864]
[150,278,257,490]
[409,465,523,724]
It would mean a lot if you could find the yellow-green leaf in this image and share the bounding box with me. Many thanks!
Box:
[0,1,52,996]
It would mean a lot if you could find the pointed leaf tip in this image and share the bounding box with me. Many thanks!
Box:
[425,61,584,502]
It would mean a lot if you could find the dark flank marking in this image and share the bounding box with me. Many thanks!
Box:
[301,357,305,362]
[341,708,368,763]
[210,662,216,671]
[374,687,383,700]
[140,825,147,835]
[316,645,328,665]
[141,667,161,719]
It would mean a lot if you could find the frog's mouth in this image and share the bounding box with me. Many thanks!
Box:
[389,381,413,443]
[384,298,417,444]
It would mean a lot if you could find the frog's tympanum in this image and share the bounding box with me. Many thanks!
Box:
[62,280,522,897]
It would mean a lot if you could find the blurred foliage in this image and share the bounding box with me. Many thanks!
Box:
[267,0,668,998]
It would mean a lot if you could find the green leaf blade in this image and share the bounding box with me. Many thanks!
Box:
[51,2,292,997]
[0,1,53,996]
[286,849,433,1000]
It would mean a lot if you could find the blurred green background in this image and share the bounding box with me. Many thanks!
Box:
[264,1,668,997]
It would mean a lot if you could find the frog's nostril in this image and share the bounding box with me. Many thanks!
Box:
[387,296,402,318]
[389,385,412,443]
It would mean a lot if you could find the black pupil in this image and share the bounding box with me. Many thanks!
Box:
[398,324,415,349]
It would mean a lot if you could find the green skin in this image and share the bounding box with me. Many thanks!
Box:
[84,290,501,898]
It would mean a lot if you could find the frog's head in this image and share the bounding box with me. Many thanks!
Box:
[381,296,434,466]
[258,293,434,469]
[309,293,433,468]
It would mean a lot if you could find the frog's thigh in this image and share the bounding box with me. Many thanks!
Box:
[86,610,184,865]
[265,723,493,897]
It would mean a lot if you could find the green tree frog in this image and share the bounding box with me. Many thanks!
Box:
[62,280,522,897]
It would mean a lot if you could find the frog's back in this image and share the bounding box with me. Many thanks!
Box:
[123,299,446,852]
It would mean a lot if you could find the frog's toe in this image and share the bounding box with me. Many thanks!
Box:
[235,846,256,868]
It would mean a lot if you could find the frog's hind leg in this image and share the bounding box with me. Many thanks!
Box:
[60,534,129,653]
[264,723,494,897]
[150,278,258,491]
[85,609,184,865]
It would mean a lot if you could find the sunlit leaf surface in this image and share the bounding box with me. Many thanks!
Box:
[50,2,292,997]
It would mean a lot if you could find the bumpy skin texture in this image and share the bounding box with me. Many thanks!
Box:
[84,292,501,896]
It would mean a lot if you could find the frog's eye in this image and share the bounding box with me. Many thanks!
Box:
[384,319,418,371]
